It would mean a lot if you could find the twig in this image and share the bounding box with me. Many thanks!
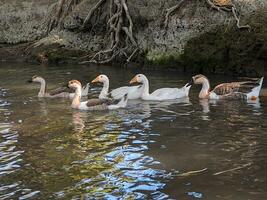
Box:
[206,0,250,29]
[82,0,106,28]
[126,47,138,62]
[164,0,185,29]
[177,168,208,177]
[231,6,251,29]
[213,163,252,176]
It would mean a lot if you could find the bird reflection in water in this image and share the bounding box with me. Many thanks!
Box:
[199,99,210,121]
[72,111,86,133]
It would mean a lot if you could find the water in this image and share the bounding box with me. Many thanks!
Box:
[0,63,266,199]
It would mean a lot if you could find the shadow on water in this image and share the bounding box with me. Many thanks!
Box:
[0,63,267,199]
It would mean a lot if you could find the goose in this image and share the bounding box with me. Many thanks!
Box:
[190,74,264,100]
[91,74,144,100]
[68,80,128,110]
[28,75,89,98]
[129,74,191,101]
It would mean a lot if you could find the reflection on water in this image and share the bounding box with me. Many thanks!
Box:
[0,63,267,199]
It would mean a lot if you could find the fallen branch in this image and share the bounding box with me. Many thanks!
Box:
[213,163,252,176]
[177,168,208,177]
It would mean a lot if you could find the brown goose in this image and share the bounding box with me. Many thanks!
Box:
[190,74,264,100]
[28,75,89,98]
[68,80,128,110]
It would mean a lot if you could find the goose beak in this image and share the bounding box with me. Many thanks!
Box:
[27,79,33,83]
[187,78,194,86]
[129,76,138,84]
[91,76,100,83]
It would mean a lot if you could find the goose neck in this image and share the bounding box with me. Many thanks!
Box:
[141,77,150,98]
[38,78,46,97]
[72,87,82,108]
[99,80,109,99]
[199,78,210,99]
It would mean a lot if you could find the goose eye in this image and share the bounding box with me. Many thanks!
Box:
[138,75,140,78]
[100,76,103,78]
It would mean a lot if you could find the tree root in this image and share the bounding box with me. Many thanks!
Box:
[164,0,250,30]
[164,0,185,29]
[206,0,250,29]
[82,0,106,28]
[81,0,138,64]
[47,0,80,33]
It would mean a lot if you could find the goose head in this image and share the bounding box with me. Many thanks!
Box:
[91,75,109,84]
[191,74,209,85]
[68,80,82,90]
[129,74,146,84]
[191,74,211,98]
[28,75,45,83]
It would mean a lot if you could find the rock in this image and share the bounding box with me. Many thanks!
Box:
[0,0,266,75]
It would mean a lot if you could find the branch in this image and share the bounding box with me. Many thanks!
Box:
[82,0,106,28]
[231,6,251,29]
[164,0,185,29]
[126,47,138,62]
[213,163,252,176]
[206,0,250,29]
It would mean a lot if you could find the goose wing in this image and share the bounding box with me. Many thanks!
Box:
[150,88,179,98]
[86,98,114,107]
[213,80,261,96]
[110,85,143,99]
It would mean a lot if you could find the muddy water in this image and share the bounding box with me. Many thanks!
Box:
[0,63,266,199]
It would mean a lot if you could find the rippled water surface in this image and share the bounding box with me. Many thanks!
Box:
[0,63,267,199]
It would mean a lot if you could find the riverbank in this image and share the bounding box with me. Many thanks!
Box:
[0,0,266,76]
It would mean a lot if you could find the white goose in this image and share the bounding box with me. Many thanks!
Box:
[68,80,128,110]
[28,75,89,98]
[129,74,191,101]
[191,74,264,100]
[91,74,144,100]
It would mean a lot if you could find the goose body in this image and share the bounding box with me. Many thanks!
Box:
[68,80,128,110]
[129,74,191,101]
[191,74,264,100]
[91,75,144,100]
[28,75,89,98]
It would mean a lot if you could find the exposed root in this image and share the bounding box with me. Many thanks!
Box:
[164,0,185,29]
[206,0,250,29]
[81,0,138,64]
[231,5,251,29]
[164,0,250,30]
[82,0,106,28]
[126,47,138,62]
[47,0,80,33]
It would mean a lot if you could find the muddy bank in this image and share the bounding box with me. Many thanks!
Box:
[0,0,266,76]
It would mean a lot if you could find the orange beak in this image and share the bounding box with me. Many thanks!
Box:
[91,76,100,83]
[129,76,138,84]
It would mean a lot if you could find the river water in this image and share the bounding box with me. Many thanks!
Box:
[0,63,266,199]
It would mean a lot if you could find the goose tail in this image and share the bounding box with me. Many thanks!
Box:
[108,93,128,110]
[246,77,264,99]
[183,82,192,97]
[81,83,90,96]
